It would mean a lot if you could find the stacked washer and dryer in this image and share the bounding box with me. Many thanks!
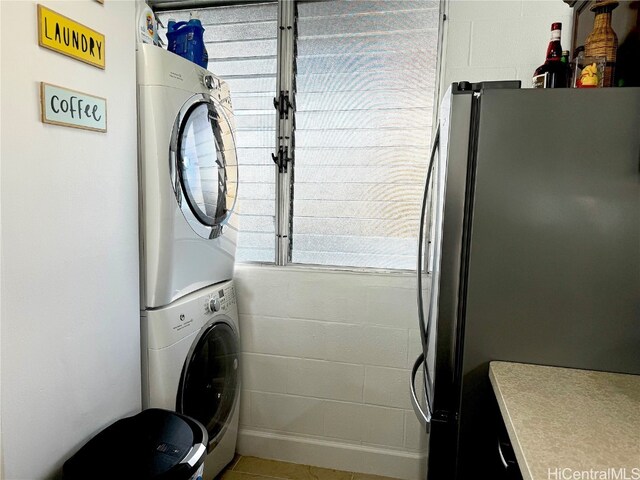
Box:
[137,42,241,480]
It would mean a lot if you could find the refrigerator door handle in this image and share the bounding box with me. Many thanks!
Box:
[416,127,440,346]
[410,353,432,430]
[414,126,440,430]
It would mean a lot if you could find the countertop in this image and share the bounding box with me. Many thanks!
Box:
[489,361,640,480]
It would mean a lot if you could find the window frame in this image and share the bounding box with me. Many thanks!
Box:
[272,0,446,273]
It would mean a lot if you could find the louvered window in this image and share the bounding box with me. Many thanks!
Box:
[156,0,441,270]
[292,1,439,269]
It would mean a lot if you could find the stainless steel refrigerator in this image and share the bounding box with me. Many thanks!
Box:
[410,82,640,479]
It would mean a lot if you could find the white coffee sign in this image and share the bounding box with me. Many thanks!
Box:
[40,82,107,132]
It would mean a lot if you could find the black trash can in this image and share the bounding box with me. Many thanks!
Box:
[63,409,208,480]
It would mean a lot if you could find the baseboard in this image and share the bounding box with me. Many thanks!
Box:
[237,428,427,480]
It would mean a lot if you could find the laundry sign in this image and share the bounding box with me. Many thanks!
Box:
[40,83,107,132]
[37,4,105,69]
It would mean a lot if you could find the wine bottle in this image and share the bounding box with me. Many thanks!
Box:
[533,23,569,88]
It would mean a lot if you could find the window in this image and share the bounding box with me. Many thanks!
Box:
[293,1,439,269]
[157,0,441,270]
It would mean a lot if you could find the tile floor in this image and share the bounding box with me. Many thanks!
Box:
[218,456,400,480]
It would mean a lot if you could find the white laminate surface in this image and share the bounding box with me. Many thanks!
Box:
[489,361,640,480]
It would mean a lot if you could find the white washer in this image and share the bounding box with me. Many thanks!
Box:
[137,43,238,309]
[142,279,240,480]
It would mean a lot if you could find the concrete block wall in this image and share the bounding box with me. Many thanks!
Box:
[441,0,574,92]
[234,265,427,480]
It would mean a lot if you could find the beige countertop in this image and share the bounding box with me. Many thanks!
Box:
[489,361,640,480]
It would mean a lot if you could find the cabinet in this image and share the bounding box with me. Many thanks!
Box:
[566,0,637,54]
[490,391,524,480]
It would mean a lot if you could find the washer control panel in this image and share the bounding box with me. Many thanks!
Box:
[219,283,237,312]
[147,280,238,350]
[202,283,237,314]
[208,297,220,312]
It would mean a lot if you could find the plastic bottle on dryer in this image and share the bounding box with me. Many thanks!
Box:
[166,13,208,68]
[188,12,208,68]
[136,0,158,45]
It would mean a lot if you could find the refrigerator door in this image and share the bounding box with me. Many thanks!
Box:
[456,87,640,478]
[412,84,475,479]
[412,81,523,479]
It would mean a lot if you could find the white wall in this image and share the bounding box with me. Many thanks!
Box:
[235,266,426,480]
[1,2,4,476]
[441,0,573,92]
[234,2,574,479]
[0,1,140,478]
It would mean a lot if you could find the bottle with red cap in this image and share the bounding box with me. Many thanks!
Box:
[533,22,569,88]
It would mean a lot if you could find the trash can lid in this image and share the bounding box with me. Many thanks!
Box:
[63,409,208,480]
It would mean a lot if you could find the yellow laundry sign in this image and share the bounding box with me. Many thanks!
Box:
[37,4,105,69]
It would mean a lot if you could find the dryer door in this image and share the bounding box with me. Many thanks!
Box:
[177,319,240,450]
[170,94,238,239]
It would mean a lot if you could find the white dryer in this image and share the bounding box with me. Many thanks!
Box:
[137,44,238,308]
[142,279,240,480]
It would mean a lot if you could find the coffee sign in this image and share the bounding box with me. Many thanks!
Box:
[40,83,107,132]
[37,4,105,69]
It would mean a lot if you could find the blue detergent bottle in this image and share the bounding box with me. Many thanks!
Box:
[188,13,209,68]
[166,13,208,68]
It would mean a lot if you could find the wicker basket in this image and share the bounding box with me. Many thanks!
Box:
[585,0,619,87]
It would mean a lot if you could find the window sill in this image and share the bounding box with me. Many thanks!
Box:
[234,262,416,278]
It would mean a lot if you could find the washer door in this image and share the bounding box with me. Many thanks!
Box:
[170,94,238,239]
[177,320,240,450]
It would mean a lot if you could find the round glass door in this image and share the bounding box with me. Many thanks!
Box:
[177,321,239,448]
[170,94,238,239]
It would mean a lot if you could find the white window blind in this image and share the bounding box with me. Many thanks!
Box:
[292,0,439,269]
[157,2,278,263]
